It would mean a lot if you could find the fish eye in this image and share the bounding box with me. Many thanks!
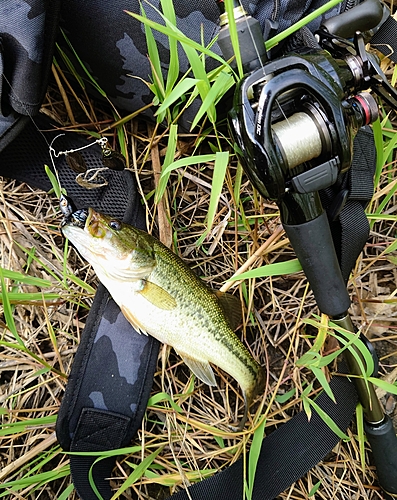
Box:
[109,219,121,231]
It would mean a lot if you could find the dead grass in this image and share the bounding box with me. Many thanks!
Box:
[1,44,397,500]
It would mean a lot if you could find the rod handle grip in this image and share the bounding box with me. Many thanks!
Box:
[283,212,350,317]
[365,415,397,497]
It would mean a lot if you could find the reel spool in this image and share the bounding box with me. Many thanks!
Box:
[271,91,378,172]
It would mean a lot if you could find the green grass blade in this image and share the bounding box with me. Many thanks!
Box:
[45,165,62,199]
[367,377,397,395]
[266,0,344,50]
[356,403,366,470]
[160,153,217,179]
[57,484,75,500]
[110,447,163,499]
[382,129,397,166]
[224,0,243,78]
[233,162,243,207]
[372,118,385,190]
[64,271,96,294]
[311,366,336,403]
[147,391,183,414]
[67,444,145,458]
[332,329,374,378]
[160,0,179,93]
[141,3,165,102]
[14,241,64,286]
[0,340,65,377]
[0,466,70,492]
[156,78,200,117]
[143,468,217,486]
[0,267,24,346]
[191,71,234,129]
[246,417,266,500]
[297,317,328,366]
[275,387,296,404]
[308,397,350,440]
[0,292,60,303]
[206,151,229,235]
[0,415,57,437]
[178,43,214,122]
[309,481,322,497]
[228,259,303,281]
[155,124,178,202]
[302,384,313,421]
[0,268,52,288]
[372,179,397,217]
[392,64,397,87]
[384,238,397,254]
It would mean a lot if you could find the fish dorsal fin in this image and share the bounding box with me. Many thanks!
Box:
[121,305,148,335]
[178,352,217,387]
[213,291,242,331]
[139,280,177,310]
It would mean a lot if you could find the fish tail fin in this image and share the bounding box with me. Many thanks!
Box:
[245,364,266,406]
[231,364,266,431]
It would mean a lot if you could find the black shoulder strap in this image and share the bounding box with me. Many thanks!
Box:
[168,370,357,500]
[321,127,376,282]
[0,117,160,500]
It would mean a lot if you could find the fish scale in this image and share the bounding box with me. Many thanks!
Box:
[62,207,266,429]
[149,240,258,375]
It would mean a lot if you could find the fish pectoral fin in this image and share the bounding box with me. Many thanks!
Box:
[121,305,148,335]
[213,290,242,331]
[139,280,177,310]
[178,353,217,387]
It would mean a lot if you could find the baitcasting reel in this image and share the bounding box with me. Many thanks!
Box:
[219,1,397,225]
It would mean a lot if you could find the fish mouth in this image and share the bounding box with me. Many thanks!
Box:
[61,207,92,229]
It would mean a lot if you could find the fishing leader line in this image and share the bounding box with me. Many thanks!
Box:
[223,0,291,127]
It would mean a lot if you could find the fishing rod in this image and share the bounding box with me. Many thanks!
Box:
[216,0,397,497]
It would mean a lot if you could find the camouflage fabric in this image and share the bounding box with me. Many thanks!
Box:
[0,0,60,146]
[1,0,47,115]
[249,0,351,34]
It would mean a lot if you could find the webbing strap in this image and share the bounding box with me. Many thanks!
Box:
[0,117,160,500]
[69,409,132,500]
[168,371,357,500]
[320,127,376,282]
[338,127,376,280]
[371,15,397,64]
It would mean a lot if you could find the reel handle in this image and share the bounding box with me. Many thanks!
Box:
[321,0,384,38]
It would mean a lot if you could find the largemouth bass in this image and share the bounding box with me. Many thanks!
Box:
[62,208,265,429]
